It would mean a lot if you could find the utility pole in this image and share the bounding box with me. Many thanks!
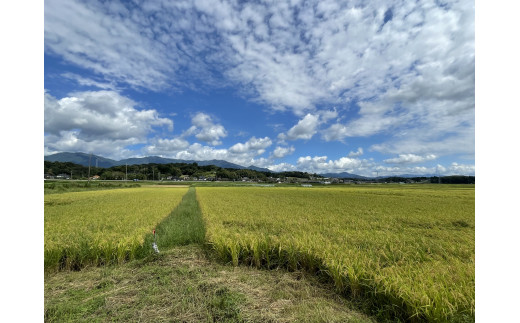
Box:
[125,163,128,181]
[88,153,92,182]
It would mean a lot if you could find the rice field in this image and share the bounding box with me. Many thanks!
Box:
[44,187,188,271]
[196,185,475,322]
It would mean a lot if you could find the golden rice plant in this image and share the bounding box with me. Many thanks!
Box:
[196,185,474,322]
[45,187,188,271]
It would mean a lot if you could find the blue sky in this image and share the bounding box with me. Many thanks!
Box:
[43,0,475,176]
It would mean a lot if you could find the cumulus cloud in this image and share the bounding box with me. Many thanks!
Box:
[321,123,349,142]
[348,147,364,157]
[319,109,339,123]
[44,90,173,159]
[384,154,437,164]
[229,136,272,155]
[444,162,475,176]
[295,155,373,174]
[279,113,321,141]
[174,143,229,161]
[267,163,297,173]
[225,136,272,166]
[170,141,271,168]
[183,112,227,146]
[272,146,295,159]
[142,138,190,156]
[264,157,473,177]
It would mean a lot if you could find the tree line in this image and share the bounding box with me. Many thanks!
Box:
[44,161,318,181]
[44,161,474,183]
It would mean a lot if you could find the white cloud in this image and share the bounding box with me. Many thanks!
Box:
[371,123,475,156]
[61,73,117,91]
[348,147,364,157]
[44,90,173,159]
[229,136,272,155]
[226,136,272,166]
[319,109,339,123]
[281,113,320,141]
[384,154,437,164]
[272,146,295,158]
[143,138,190,156]
[445,162,475,176]
[158,136,272,167]
[184,112,227,146]
[267,163,297,173]
[321,123,349,142]
[174,143,229,161]
[44,131,137,160]
[296,155,372,174]
[260,154,473,177]
[45,0,172,90]
[45,0,474,116]
[372,162,475,177]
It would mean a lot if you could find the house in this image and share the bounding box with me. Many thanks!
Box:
[56,173,70,179]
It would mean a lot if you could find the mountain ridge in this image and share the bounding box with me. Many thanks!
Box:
[44,152,271,172]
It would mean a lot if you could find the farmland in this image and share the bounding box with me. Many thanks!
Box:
[196,185,475,322]
[44,183,475,322]
[44,186,188,271]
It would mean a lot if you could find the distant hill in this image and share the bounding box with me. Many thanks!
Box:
[44,152,270,172]
[115,156,187,166]
[44,152,118,168]
[320,172,368,179]
[196,159,244,170]
[246,165,272,173]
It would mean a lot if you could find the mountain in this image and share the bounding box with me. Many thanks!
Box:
[246,165,272,172]
[195,159,244,169]
[320,172,368,179]
[115,156,188,166]
[44,152,118,168]
[44,152,267,171]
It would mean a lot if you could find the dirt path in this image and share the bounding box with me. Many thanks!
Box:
[45,245,376,322]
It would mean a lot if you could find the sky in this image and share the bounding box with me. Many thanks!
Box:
[43,0,475,176]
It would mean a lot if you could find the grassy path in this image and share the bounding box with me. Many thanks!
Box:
[45,245,376,322]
